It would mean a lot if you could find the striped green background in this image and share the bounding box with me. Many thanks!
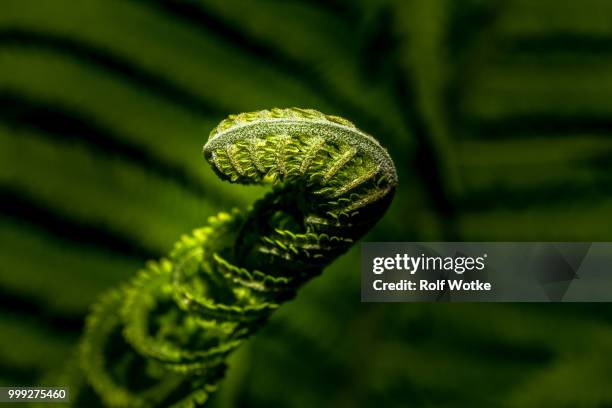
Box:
[1,0,612,406]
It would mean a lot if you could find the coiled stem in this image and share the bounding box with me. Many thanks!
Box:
[78,108,397,407]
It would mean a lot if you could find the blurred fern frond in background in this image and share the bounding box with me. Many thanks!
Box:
[2,0,612,407]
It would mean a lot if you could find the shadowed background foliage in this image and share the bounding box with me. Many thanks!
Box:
[1,0,612,406]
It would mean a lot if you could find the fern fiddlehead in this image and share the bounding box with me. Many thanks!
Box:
[78,108,397,407]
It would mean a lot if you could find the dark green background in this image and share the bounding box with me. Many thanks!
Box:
[1,0,612,406]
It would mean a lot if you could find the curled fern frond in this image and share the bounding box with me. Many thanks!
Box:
[78,108,397,407]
